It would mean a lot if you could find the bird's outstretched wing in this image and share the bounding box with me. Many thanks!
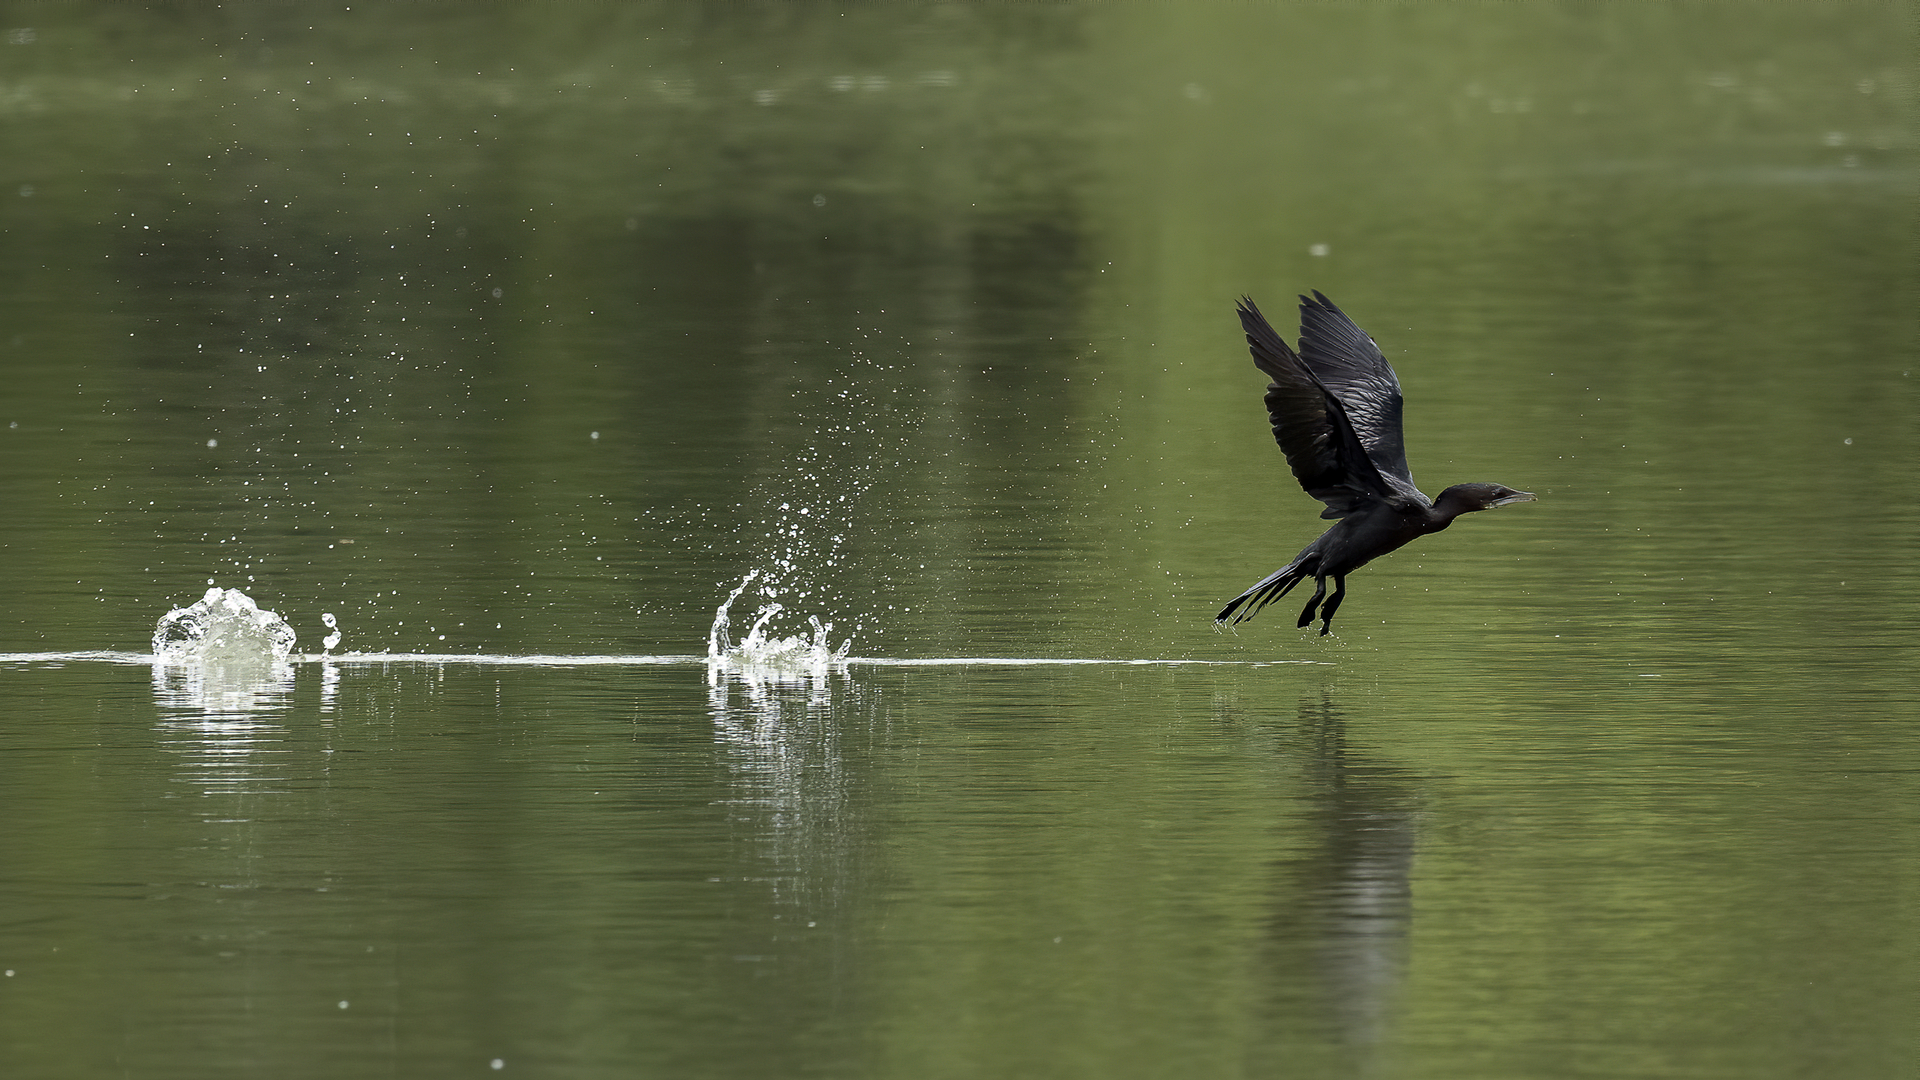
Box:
[1294,291,1424,505]
[1238,296,1418,519]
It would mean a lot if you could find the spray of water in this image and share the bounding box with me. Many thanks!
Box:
[150,587,299,718]
[152,587,297,665]
[705,332,923,677]
[708,568,851,677]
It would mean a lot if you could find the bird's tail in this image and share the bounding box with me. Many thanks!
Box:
[1214,561,1310,625]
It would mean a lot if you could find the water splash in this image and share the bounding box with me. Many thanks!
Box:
[152,587,297,666]
[719,342,907,659]
[708,569,851,681]
[149,588,297,719]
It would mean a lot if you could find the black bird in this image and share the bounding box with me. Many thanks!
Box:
[1216,292,1534,636]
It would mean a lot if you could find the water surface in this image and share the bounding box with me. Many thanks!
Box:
[1,5,1915,1078]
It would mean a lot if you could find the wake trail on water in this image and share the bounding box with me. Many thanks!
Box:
[1,583,1325,671]
[2,651,1316,668]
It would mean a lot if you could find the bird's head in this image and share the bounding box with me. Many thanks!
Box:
[1435,483,1536,516]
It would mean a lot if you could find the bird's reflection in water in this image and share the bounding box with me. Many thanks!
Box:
[1258,693,1421,1058]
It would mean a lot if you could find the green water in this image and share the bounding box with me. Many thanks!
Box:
[2,5,1916,1078]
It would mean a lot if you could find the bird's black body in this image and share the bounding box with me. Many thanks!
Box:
[1216,293,1533,635]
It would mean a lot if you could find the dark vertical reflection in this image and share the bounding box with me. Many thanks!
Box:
[1257,694,1422,1066]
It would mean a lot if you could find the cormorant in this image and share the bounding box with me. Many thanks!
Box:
[1216,293,1534,636]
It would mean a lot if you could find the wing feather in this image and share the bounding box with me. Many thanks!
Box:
[1237,297,1412,518]
[1294,291,1424,504]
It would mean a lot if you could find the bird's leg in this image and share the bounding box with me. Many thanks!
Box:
[1295,577,1327,629]
[1317,574,1347,636]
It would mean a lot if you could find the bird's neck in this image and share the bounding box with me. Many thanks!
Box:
[1427,493,1476,526]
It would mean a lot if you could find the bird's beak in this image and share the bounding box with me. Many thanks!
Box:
[1493,490,1536,506]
